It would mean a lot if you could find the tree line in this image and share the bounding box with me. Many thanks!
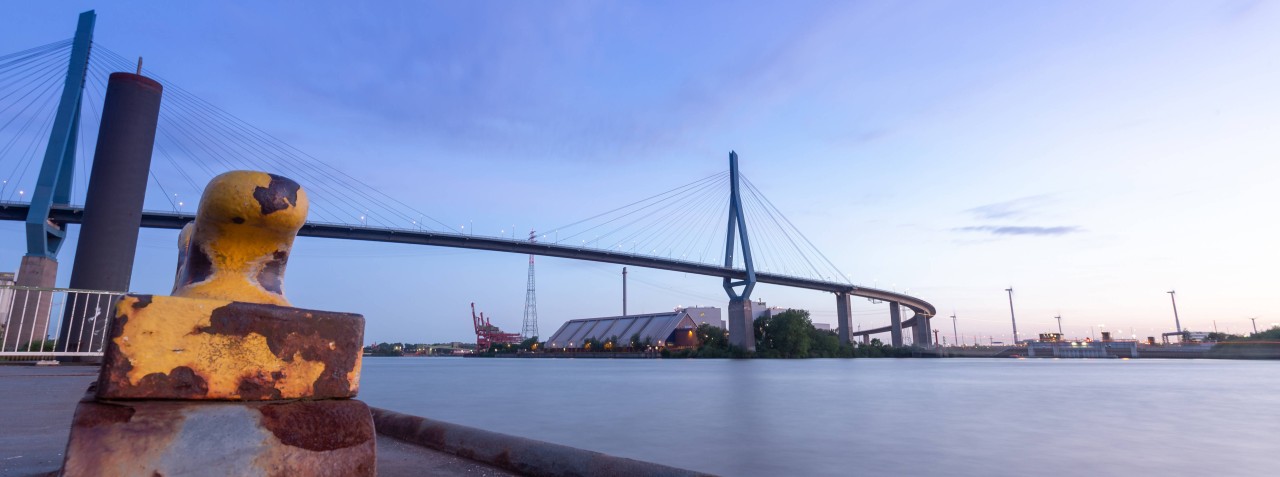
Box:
[670,309,914,359]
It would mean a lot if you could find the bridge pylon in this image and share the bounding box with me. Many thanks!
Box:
[6,11,95,352]
[722,151,757,352]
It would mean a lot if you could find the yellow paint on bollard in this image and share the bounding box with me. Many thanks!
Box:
[173,171,308,306]
[112,295,324,399]
[98,294,364,400]
[66,170,373,475]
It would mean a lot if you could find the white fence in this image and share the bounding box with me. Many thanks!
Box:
[0,285,125,358]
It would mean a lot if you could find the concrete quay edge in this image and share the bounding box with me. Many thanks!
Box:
[370,407,716,477]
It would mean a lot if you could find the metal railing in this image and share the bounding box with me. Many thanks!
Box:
[0,285,125,358]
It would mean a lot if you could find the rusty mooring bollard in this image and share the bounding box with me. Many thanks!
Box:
[61,171,374,476]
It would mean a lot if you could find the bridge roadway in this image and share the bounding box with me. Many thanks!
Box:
[0,203,934,338]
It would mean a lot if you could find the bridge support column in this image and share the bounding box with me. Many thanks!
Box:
[862,334,870,345]
[728,297,755,352]
[61,73,162,353]
[890,302,903,347]
[836,292,852,344]
[3,256,58,350]
[915,314,931,347]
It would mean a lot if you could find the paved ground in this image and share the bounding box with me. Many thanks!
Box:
[0,364,94,477]
[0,365,515,477]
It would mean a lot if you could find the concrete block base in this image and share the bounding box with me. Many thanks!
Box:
[4,256,58,350]
[727,298,755,352]
[61,397,376,476]
[98,295,364,400]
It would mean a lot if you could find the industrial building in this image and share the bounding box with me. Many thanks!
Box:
[676,306,724,329]
[675,302,830,331]
[545,310,701,350]
[750,300,784,320]
[1027,332,1138,358]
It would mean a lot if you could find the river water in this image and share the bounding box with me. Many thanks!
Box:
[359,357,1279,476]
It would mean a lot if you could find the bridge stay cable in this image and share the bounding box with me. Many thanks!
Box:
[738,186,788,276]
[736,181,798,275]
[90,51,362,224]
[742,174,849,284]
[0,39,72,64]
[3,109,59,202]
[0,43,70,100]
[574,174,722,248]
[71,63,175,212]
[0,44,70,106]
[87,66,205,196]
[1,70,66,202]
[148,83,366,224]
[547,171,725,243]
[546,171,735,267]
[121,55,383,225]
[680,177,737,261]
[92,45,455,231]
[677,182,733,264]
[0,48,71,162]
[610,174,727,258]
[739,176,822,280]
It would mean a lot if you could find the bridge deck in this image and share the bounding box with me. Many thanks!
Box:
[0,203,936,328]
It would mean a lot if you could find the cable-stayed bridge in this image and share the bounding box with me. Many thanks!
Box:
[0,11,934,352]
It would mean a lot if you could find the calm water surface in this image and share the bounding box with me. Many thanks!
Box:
[359,357,1280,476]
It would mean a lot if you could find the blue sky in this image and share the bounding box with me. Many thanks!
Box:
[2,1,1278,344]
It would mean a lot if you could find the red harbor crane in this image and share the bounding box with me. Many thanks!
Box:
[472,302,522,350]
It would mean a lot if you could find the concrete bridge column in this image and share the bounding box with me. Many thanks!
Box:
[915,315,932,347]
[890,302,903,347]
[835,292,852,344]
[862,334,870,345]
[727,297,755,352]
[4,256,58,350]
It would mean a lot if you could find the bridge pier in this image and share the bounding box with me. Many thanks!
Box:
[835,292,851,344]
[727,297,755,352]
[914,314,932,347]
[889,302,903,347]
[4,256,58,350]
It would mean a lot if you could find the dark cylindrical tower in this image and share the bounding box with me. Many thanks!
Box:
[61,72,162,352]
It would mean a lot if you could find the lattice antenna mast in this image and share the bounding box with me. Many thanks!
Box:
[521,229,539,339]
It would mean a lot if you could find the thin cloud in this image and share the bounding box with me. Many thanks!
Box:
[956,225,1081,236]
[966,194,1053,220]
